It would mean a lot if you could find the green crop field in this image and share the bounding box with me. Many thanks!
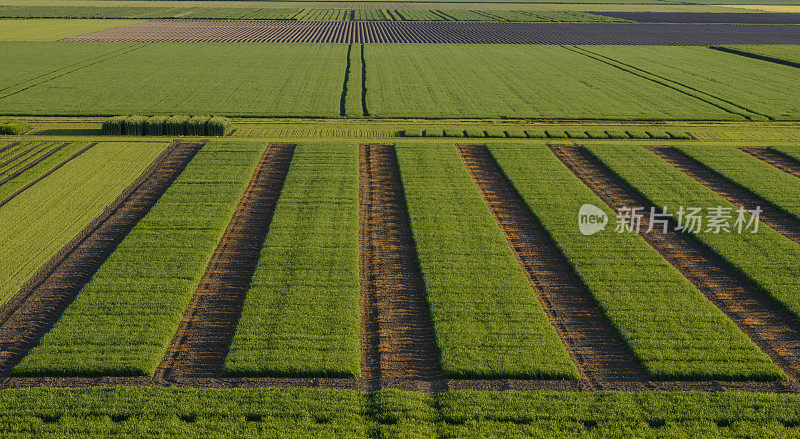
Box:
[397,143,577,379]
[363,45,736,120]
[15,140,263,376]
[490,143,782,380]
[224,142,361,378]
[588,145,800,322]
[0,141,164,307]
[773,145,800,163]
[716,45,800,67]
[0,19,139,41]
[676,144,800,223]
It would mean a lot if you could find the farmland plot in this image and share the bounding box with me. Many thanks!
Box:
[490,144,781,380]
[581,46,800,120]
[0,141,165,307]
[0,19,140,41]
[716,44,800,66]
[0,141,92,204]
[14,140,264,376]
[396,143,577,379]
[363,45,736,120]
[587,145,800,322]
[224,142,361,378]
[0,43,346,117]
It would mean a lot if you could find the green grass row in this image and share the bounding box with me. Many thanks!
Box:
[587,144,800,323]
[15,140,264,376]
[490,143,781,380]
[223,142,361,378]
[0,140,88,202]
[401,128,690,139]
[2,387,800,437]
[675,145,800,223]
[773,145,800,164]
[0,141,165,307]
[396,143,577,379]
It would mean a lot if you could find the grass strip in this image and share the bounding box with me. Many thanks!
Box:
[223,142,360,378]
[395,143,577,379]
[15,140,264,376]
[587,144,800,323]
[676,144,800,222]
[0,141,165,308]
[490,143,781,381]
[772,145,800,163]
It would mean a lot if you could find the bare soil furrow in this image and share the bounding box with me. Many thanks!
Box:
[550,144,800,382]
[649,146,800,244]
[742,147,800,180]
[156,143,295,381]
[0,141,203,377]
[360,144,443,392]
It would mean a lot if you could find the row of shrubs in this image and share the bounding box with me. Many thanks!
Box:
[102,115,232,137]
[0,120,31,135]
[400,129,693,140]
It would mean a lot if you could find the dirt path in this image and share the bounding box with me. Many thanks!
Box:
[741,147,800,180]
[156,143,295,382]
[550,144,800,382]
[457,144,647,388]
[0,141,203,377]
[359,144,443,392]
[649,146,800,244]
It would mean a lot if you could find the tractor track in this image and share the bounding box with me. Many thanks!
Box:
[156,143,295,382]
[0,141,203,378]
[550,144,800,383]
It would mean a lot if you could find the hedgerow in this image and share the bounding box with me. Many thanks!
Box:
[102,115,231,136]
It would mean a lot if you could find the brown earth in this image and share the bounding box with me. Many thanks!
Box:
[550,144,800,382]
[741,147,800,180]
[359,144,443,393]
[156,143,295,382]
[0,141,203,378]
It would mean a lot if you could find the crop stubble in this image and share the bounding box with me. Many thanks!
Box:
[0,141,202,377]
[156,143,295,382]
[550,144,800,382]
[359,144,443,392]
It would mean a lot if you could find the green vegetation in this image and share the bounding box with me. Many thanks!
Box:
[0,119,30,134]
[676,145,800,222]
[714,45,800,68]
[364,45,735,120]
[587,144,800,323]
[773,145,800,163]
[0,141,89,201]
[582,46,800,120]
[224,142,360,378]
[0,18,138,41]
[102,115,232,136]
[0,387,800,436]
[0,141,165,307]
[15,140,264,376]
[0,43,347,117]
[396,143,577,379]
[490,143,781,380]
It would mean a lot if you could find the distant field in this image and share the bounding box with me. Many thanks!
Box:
[0,19,139,41]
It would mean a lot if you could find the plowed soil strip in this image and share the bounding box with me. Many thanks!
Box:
[360,144,442,392]
[742,147,800,180]
[0,142,96,209]
[0,141,202,377]
[550,144,800,382]
[649,147,800,244]
[156,143,295,381]
[458,144,646,387]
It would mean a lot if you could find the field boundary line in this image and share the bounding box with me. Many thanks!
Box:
[710,46,800,70]
[458,144,648,387]
[550,144,800,382]
[0,142,70,187]
[564,45,769,121]
[648,146,800,245]
[0,142,94,209]
[0,141,203,377]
